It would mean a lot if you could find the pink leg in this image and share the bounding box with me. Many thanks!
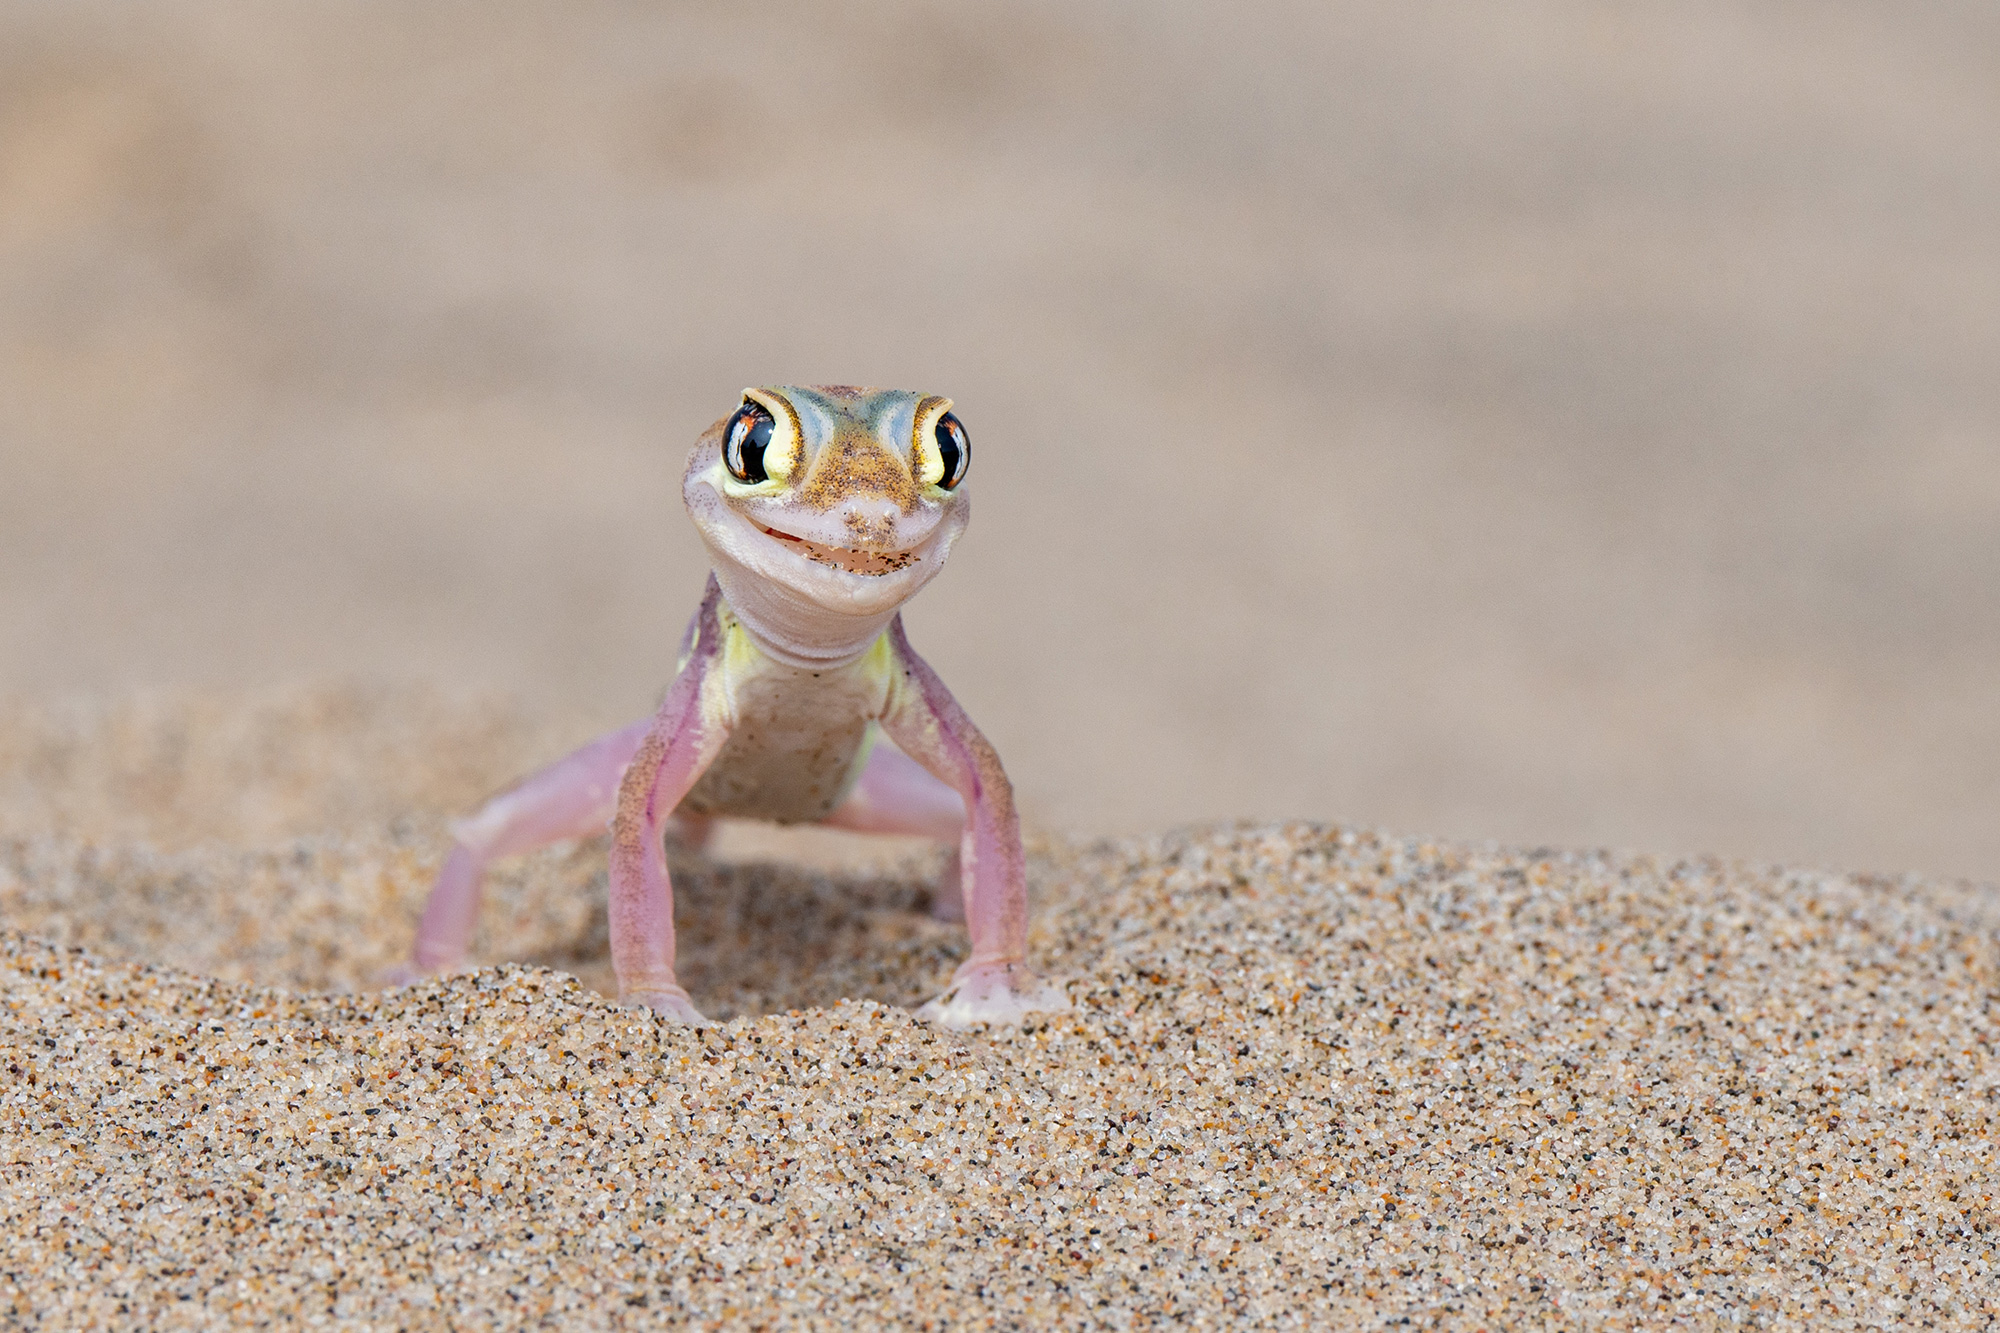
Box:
[403,719,648,976]
[877,616,1069,1027]
[607,584,730,1023]
[823,738,965,840]
[822,738,968,920]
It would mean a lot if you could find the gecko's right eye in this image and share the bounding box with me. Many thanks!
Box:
[723,402,774,483]
[934,412,970,490]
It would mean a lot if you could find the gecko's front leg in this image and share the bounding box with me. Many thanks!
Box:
[607,589,732,1024]
[400,719,650,980]
[877,615,1070,1029]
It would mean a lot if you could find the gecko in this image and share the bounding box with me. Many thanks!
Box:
[399,385,1070,1029]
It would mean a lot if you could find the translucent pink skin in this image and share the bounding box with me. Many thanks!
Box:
[874,616,1065,1027]
[601,585,731,1022]
[401,589,1060,1026]
[411,720,651,974]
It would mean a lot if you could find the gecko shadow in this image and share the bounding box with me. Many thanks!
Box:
[517,846,968,1022]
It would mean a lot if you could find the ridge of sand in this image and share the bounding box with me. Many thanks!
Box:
[1,691,1996,1327]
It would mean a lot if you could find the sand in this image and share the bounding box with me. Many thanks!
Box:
[6,7,1997,1322]
[5,0,2000,885]
[0,688,1993,1328]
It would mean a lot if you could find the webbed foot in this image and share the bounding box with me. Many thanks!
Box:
[915,961,1070,1029]
[624,985,709,1026]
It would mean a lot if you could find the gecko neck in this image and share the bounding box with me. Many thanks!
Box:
[709,562,902,670]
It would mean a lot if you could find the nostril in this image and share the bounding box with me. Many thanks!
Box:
[843,504,898,537]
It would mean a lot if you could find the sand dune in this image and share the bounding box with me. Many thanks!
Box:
[1,689,1992,1325]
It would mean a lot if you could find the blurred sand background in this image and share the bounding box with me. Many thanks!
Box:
[2,0,1997,882]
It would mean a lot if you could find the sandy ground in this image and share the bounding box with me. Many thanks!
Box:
[0,687,1995,1327]
[2,1,1999,882]
[3,6,1999,1324]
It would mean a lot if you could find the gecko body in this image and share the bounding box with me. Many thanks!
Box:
[403,386,1068,1028]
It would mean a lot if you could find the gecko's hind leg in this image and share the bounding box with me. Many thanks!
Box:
[821,739,968,921]
[394,718,651,981]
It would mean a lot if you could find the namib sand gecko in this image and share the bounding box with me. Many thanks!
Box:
[398,386,1070,1029]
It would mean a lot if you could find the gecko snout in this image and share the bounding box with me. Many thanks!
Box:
[841,501,902,548]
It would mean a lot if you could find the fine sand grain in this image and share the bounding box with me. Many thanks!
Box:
[1,689,1995,1328]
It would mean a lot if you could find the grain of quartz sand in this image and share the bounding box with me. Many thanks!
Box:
[0,692,1996,1328]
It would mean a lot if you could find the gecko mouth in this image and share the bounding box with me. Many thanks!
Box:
[759,526,921,576]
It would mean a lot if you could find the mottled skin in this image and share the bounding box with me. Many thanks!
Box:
[401,386,1068,1028]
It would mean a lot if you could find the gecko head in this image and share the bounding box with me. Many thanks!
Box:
[683,385,972,617]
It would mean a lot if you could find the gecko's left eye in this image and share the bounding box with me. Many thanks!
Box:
[934,412,970,490]
[723,401,774,483]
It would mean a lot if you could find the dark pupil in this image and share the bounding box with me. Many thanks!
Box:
[727,404,773,482]
[935,413,966,487]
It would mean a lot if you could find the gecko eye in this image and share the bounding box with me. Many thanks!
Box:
[934,412,970,490]
[723,401,774,483]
